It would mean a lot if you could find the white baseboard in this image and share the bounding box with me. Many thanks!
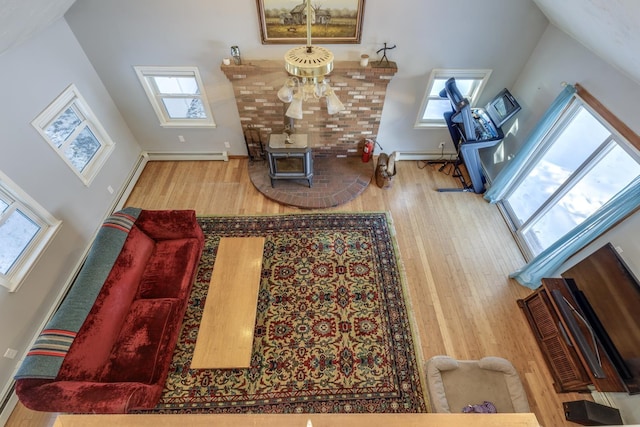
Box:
[394,151,457,161]
[145,151,229,162]
[0,385,17,426]
[113,152,149,212]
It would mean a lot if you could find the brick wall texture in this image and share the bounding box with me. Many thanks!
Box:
[221,60,397,158]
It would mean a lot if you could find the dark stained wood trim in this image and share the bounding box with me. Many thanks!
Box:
[575,83,640,151]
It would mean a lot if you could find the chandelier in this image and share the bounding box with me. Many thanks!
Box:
[276,0,345,119]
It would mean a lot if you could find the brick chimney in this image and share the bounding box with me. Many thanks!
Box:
[221,60,397,158]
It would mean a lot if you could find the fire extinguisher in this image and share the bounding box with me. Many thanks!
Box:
[362,139,375,163]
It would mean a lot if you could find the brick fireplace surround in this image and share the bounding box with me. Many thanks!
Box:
[221,60,398,159]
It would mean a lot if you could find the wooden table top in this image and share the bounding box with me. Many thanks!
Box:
[191,236,265,369]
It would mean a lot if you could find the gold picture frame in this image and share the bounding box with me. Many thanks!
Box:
[257,0,364,44]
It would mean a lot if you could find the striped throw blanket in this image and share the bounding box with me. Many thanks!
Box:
[15,208,141,380]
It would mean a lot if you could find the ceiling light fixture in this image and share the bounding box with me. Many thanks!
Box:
[277,0,344,119]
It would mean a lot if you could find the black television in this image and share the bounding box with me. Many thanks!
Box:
[485,88,521,128]
[562,243,640,393]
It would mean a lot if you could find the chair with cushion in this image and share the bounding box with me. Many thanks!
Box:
[425,355,531,413]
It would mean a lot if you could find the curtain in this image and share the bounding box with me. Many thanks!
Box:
[511,176,640,289]
[483,84,577,203]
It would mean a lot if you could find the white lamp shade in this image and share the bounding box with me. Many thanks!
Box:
[326,90,345,115]
[285,93,304,119]
[277,82,294,103]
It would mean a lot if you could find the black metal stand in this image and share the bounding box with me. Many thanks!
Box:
[244,127,265,162]
[428,159,474,193]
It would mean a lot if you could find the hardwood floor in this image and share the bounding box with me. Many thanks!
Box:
[6,158,591,426]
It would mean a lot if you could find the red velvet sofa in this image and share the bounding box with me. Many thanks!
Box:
[15,209,204,413]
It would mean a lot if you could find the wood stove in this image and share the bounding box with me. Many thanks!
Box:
[266,134,313,187]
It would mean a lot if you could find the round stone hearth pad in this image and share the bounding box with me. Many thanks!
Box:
[248,156,374,209]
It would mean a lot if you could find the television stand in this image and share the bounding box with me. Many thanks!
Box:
[517,278,627,393]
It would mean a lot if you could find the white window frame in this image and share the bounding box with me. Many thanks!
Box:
[0,170,62,292]
[501,98,640,259]
[32,84,115,186]
[415,68,492,128]
[134,66,216,128]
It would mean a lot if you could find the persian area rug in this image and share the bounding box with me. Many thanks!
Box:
[145,212,426,414]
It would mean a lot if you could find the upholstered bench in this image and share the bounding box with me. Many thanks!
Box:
[425,356,531,413]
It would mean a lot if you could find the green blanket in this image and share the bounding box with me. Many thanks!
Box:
[15,207,141,380]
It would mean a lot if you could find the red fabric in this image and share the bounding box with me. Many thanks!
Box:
[101,299,177,383]
[135,209,204,241]
[57,226,155,381]
[137,239,202,299]
[15,379,161,413]
[15,210,205,414]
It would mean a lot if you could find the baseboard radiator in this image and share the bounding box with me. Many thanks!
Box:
[112,152,149,212]
[394,151,457,161]
[146,151,229,162]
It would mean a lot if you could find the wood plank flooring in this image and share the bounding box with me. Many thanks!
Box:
[6,158,592,427]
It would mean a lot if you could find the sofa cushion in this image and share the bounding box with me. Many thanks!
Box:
[137,238,202,299]
[441,361,515,412]
[135,209,203,241]
[425,356,530,413]
[101,298,178,384]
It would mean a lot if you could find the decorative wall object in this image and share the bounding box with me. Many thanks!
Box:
[257,0,364,44]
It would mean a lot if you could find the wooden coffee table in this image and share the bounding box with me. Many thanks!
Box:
[191,237,265,369]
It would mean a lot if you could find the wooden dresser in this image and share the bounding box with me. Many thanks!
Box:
[517,278,626,393]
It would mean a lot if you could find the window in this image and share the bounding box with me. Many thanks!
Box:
[32,84,115,186]
[0,171,62,292]
[415,69,492,128]
[502,99,640,258]
[134,66,216,128]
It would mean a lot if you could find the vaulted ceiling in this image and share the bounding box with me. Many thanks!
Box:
[532,0,640,85]
[1,0,639,86]
[0,0,76,54]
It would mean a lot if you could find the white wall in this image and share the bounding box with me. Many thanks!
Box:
[63,0,548,156]
[493,24,640,422]
[0,18,141,404]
